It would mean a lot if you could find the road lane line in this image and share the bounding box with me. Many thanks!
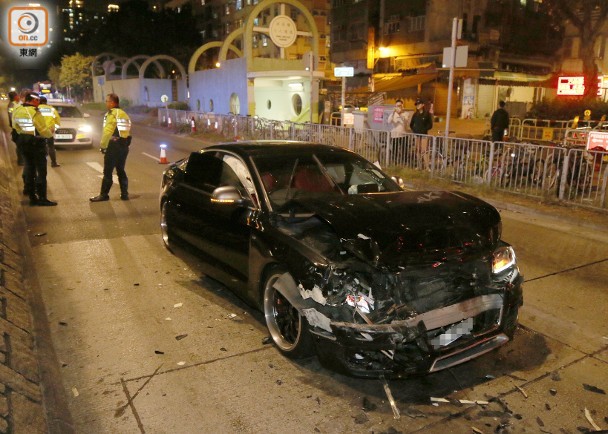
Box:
[86,161,118,183]
[142,152,160,162]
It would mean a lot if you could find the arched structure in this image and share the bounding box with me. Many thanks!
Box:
[139,55,186,80]
[121,55,166,79]
[188,42,243,74]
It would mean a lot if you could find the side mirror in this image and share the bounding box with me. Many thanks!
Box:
[211,186,249,206]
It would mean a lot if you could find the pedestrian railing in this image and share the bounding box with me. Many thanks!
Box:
[159,110,608,211]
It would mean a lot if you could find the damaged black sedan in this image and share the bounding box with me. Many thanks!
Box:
[159,142,523,378]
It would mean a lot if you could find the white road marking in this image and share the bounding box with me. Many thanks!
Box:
[86,161,118,183]
[142,152,160,162]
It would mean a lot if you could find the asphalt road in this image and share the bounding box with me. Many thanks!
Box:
[17,115,608,433]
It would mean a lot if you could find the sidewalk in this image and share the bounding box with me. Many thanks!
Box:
[0,127,74,433]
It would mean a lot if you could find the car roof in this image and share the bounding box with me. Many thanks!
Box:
[201,141,355,158]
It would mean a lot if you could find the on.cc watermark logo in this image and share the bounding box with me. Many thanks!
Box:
[8,6,48,47]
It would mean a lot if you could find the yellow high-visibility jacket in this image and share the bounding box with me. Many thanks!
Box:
[100,107,131,150]
[38,103,61,133]
[12,104,53,138]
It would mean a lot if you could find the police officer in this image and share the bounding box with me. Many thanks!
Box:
[12,92,57,206]
[38,96,61,167]
[90,93,132,202]
[7,91,24,166]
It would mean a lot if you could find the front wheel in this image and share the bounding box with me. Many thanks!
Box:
[160,201,173,251]
[263,268,314,359]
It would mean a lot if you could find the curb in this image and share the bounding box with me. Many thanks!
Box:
[0,128,74,434]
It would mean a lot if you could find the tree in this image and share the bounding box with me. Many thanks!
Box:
[547,0,608,100]
[48,64,61,89]
[59,53,95,101]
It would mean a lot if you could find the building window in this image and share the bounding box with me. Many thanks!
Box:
[408,15,425,32]
[236,0,243,10]
[385,20,400,35]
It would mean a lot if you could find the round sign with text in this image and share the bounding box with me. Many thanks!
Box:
[269,15,297,48]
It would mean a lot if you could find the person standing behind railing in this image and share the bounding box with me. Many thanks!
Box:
[410,98,433,169]
[491,100,509,142]
[387,99,409,163]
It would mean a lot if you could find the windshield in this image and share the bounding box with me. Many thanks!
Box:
[54,105,83,118]
[254,151,401,209]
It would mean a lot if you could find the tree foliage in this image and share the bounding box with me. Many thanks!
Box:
[544,0,608,100]
[48,64,61,88]
[59,53,95,99]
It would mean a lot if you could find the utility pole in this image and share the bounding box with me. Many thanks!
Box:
[445,17,459,137]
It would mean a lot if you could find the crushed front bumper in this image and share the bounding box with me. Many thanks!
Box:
[307,281,523,378]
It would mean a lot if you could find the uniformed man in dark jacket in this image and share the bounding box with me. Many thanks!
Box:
[12,92,57,206]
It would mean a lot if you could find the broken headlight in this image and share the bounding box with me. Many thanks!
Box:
[492,245,516,274]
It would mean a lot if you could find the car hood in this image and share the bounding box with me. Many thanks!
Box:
[280,191,501,267]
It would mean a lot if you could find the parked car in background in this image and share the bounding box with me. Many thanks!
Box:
[49,101,93,147]
[159,142,524,378]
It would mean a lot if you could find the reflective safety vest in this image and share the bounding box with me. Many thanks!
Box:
[101,107,131,149]
[38,104,61,131]
[11,104,53,138]
[12,105,36,134]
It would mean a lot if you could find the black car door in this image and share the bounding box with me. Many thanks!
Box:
[173,151,255,288]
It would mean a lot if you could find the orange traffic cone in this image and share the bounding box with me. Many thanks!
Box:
[159,144,168,164]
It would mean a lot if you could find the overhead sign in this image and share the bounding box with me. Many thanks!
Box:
[334,67,354,77]
[557,76,585,96]
[557,76,605,96]
[587,131,608,151]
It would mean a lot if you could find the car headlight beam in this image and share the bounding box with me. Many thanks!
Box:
[78,124,92,133]
[492,245,516,274]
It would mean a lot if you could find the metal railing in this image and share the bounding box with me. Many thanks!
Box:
[158,110,608,211]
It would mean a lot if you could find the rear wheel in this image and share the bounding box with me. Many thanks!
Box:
[263,268,314,359]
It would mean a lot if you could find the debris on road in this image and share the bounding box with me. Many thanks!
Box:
[71,387,79,397]
[381,376,400,420]
[362,396,377,412]
[471,426,483,434]
[165,317,171,321]
[174,303,183,308]
[154,350,164,354]
[431,397,489,406]
[516,385,528,398]
[58,321,68,326]
[262,336,272,345]
[549,388,557,396]
[177,361,185,366]
[584,408,602,431]
[175,334,188,341]
[583,384,606,395]
[34,232,46,237]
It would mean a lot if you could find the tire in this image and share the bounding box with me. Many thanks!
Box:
[263,268,314,359]
[160,200,173,251]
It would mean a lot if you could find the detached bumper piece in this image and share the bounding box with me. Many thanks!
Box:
[311,292,519,378]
